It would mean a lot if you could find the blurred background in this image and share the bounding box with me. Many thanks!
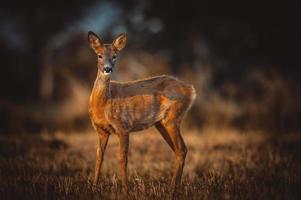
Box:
[0,0,301,133]
[1,1,301,199]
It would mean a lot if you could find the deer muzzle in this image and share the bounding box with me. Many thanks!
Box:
[104,66,113,75]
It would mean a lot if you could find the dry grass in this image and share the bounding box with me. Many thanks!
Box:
[0,128,300,199]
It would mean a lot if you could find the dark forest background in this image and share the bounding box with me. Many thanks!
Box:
[1,0,301,133]
[1,1,301,199]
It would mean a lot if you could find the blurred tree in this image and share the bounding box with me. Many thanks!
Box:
[1,0,97,102]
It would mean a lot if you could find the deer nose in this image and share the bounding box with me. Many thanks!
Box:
[104,66,113,74]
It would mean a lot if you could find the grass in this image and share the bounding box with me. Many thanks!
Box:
[0,128,300,199]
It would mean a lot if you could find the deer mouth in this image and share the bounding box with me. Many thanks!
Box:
[104,67,113,75]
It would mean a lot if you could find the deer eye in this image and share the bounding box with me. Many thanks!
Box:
[98,55,103,59]
[112,55,117,60]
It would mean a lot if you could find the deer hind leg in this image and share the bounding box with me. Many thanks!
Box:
[118,133,130,194]
[159,120,187,196]
[93,130,109,186]
[155,122,175,151]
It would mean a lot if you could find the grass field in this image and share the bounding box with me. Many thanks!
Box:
[0,128,300,199]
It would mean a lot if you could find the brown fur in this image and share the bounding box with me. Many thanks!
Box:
[88,31,196,197]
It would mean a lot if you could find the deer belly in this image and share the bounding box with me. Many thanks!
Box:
[111,96,169,132]
[126,108,163,132]
[131,109,163,131]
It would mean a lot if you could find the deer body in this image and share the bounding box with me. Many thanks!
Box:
[88,31,196,196]
[90,75,195,133]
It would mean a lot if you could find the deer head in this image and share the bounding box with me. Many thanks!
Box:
[88,31,127,79]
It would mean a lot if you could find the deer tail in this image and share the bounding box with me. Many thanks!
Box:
[185,84,196,111]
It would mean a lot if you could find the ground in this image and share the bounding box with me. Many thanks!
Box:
[0,128,300,199]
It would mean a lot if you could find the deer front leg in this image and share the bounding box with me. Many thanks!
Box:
[118,133,129,194]
[93,130,109,186]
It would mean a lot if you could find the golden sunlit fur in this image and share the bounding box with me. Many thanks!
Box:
[88,31,196,197]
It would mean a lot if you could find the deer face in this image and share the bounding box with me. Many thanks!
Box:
[88,31,127,77]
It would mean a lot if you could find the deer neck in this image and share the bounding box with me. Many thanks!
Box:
[90,70,111,108]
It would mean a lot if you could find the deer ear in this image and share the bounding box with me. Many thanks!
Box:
[112,33,127,51]
[88,31,103,53]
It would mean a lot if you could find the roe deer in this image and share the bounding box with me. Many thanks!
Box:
[88,31,196,196]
